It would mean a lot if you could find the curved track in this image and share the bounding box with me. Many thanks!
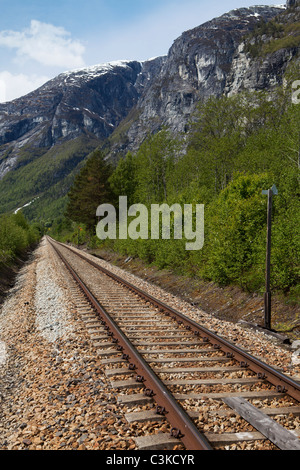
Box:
[47,237,300,451]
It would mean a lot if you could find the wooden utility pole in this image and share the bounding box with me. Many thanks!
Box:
[262,185,278,330]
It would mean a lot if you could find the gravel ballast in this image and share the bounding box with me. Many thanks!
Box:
[0,238,299,450]
[0,239,136,450]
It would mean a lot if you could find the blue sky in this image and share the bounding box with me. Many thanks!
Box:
[0,0,285,102]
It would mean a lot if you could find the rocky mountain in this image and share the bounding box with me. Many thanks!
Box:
[0,59,163,179]
[0,1,298,220]
[0,58,163,216]
[107,4,289,157]
[225,3,300,95]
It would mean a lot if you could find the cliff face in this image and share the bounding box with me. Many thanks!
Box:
[0,2,298,218]
[0,61,140,178]
[109,5,286,156]
[225,4,300,96]
[0,4,291,177]
[0,58,167,180]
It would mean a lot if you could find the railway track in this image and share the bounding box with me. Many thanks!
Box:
[47,236,300,451]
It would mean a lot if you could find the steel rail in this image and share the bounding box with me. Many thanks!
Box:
[48,237,300,403]
[49,238,213,451]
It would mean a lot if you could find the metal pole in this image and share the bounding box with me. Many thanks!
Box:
[264,188,272,330]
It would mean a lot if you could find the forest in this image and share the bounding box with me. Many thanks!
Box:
[52,63,299,301]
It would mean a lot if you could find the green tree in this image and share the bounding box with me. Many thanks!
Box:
[109,152,137,206]
[202,173,273,290]
[65,149,114,232]
[187,94,247,194]
[271,166,300,291]
[134,129,182,204]
[0,212,40,264]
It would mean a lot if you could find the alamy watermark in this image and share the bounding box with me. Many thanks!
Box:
[96,196,204,251]
[292,80,300,104]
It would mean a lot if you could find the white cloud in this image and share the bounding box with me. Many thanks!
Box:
[0,71,50,102]
[0,20,85,69]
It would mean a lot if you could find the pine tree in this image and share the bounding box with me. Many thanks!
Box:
[65,150,114,232]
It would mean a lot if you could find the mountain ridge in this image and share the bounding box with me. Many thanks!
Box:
[0,2,298,221]
[109,4,288,157]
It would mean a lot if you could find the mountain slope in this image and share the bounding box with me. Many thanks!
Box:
[106,5,286,158]
[0,61,143,178]
[0,2,298,221]
[226,3,300,95]
[0,59,162,218]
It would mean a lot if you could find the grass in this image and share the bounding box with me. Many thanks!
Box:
[0,135,101,221]
[244,15,300,57]
[262,34,300,55]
